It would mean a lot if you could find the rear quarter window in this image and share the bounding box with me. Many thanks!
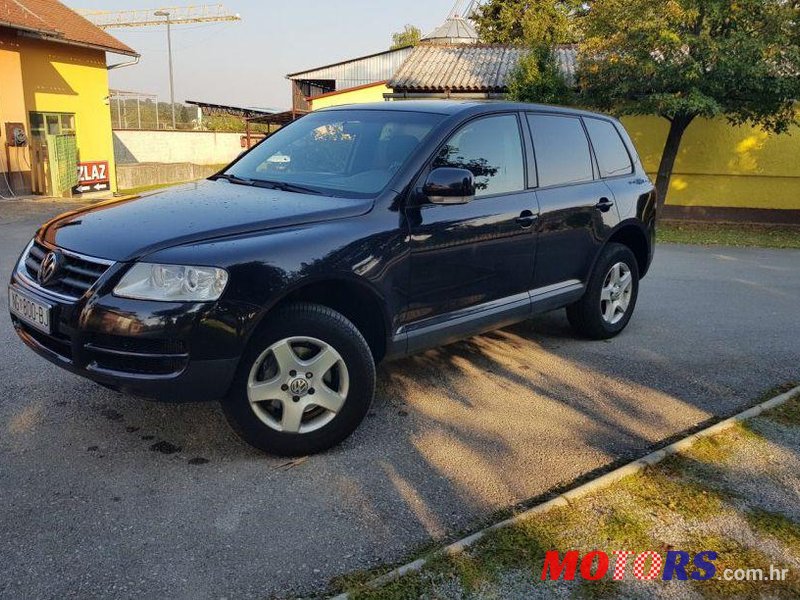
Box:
[584,118,634,178]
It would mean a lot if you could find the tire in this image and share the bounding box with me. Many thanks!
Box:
[222,302,376,456]
[566,243,640,340]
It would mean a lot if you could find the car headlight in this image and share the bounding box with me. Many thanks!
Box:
[113,263,229,302]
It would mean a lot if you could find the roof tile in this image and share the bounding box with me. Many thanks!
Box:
[0,0,136,56]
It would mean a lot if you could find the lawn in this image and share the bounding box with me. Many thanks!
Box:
[658,222,800,249]
[118,181,188,196]
[334,386,800,599]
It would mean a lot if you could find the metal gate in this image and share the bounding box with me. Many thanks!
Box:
[50,133,78,195]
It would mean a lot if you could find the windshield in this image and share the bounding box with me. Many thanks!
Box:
[223,109,445,198]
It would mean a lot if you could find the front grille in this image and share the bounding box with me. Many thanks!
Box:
[24,241,111,299]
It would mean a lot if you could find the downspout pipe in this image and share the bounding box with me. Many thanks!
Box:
[108,55,140,71]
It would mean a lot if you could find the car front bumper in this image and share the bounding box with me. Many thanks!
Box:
[9,271,260,402]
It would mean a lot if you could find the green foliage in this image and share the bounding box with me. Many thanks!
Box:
[202,115,272,134]
[471,0,583,45]
[202,114,245,132]
[509,44,575,105]
[578,0,800,131]
[475,0,580,106]
[391,24,422,49]
[578,0,800,211]
[657,223,800,249]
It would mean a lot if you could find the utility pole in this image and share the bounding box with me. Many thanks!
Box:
[154,10,176,129]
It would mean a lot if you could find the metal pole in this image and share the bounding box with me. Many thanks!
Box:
[136,97,141,129]
[117,95,122,128]
[166,17,175,128]
[156,11,176,129]
[155,96,160,130]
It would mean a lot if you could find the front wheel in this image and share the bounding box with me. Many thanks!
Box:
[566,243,640,339]
[222,303,376,456]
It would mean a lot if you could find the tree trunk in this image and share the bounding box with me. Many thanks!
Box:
[654,115,694,220]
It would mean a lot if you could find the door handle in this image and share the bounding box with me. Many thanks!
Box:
[595,197,614,212]
[516,210,536,228]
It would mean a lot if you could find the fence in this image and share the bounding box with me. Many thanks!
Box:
[110,91,201,131]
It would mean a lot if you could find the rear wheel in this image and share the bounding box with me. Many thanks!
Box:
[222,303,375,456]
[566,243,639,339]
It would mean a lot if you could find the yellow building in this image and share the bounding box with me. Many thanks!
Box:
[309,81,393,111]
[0,0,137,198]
[622,116,800,221]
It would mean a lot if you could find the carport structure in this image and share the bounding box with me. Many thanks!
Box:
[242,109,309,148]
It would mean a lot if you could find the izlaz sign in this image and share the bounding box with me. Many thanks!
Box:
[72,161,110,194]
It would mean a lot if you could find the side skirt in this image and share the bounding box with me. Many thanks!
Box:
[386,280,585,359]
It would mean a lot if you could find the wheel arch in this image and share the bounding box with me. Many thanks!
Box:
[600,220,652,279]
[250,275,392,363]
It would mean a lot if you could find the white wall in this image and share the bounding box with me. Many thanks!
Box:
[113,130,244,166]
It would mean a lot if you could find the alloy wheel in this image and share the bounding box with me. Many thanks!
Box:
[600,262,633,325]
[247,336,349,434]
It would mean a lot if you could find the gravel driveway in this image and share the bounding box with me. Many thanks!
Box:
[1,201,798,599]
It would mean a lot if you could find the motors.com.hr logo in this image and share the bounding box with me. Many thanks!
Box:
[541,550,791,582]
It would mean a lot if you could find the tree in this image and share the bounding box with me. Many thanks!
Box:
[473,0,580,106]
[508,45,575,105]
[578,0,800,214]
[391,24,422,49]
[471,0,583,44]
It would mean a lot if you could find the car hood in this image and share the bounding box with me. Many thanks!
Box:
[39,180,374,262]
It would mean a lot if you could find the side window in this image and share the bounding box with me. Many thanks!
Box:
[584,118,633,178]
[527,114,593,187]
[432,114,524,197]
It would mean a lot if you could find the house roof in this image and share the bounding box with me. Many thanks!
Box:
[0,0,137,56]
[389,44,578,93]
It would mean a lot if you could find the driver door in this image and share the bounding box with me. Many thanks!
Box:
[402,113,538,352]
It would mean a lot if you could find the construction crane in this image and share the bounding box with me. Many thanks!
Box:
[78,4,241,128]
[448,0,482,18]
[77,4,240,29]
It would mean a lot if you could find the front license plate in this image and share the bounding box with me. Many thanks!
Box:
[9,287,52,334]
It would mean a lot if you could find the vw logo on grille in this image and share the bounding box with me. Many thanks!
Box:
[289,378,309,395]
[38,251,63,285]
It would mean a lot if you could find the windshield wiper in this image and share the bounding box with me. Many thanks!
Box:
[249,178,322,195]
[212,173,254,186]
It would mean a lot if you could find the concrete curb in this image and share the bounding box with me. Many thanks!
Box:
[330,384,800,599]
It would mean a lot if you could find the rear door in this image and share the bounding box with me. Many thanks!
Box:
[527,113,620,291]
[403,113,538,350]
[582,116,648,222]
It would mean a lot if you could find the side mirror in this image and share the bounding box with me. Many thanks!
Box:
[423,167,475,205]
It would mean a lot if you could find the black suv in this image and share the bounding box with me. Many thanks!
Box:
[9,102,655,455]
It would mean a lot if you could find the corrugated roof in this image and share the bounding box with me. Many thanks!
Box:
[420,16,479,44]
[389,44,578,92]
[287,46,413,84]
[554,44,578,85]
[0,0,137,56]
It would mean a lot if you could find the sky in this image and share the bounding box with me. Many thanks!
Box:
[67,0,459,110]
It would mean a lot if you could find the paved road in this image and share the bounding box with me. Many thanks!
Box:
[1,200,798,599]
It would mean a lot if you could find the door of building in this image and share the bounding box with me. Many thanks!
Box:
[29,112,78,196]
